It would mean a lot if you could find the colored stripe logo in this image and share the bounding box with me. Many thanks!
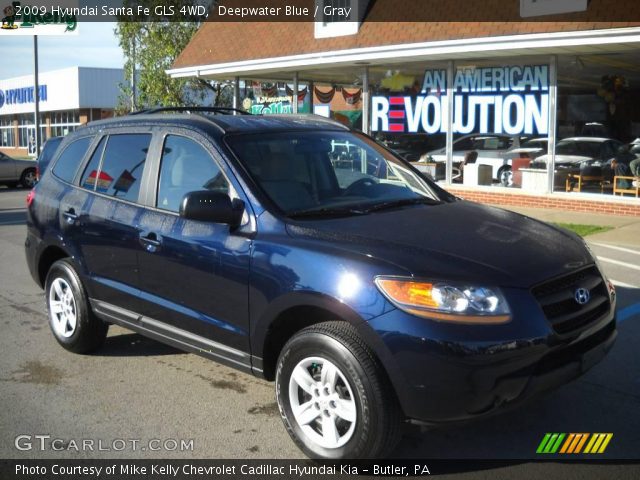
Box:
[536,433,613,454]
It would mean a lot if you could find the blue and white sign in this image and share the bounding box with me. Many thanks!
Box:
[372,64,549,136]
[1,85,47,106]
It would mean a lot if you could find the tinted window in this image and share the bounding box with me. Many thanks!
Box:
[454,137,474,150]
[37,137,63,173]
[98,134,151,202]
[227,131,440,215]
[79,137,107,191]
[52,137,92,183]
[156,135,229,213]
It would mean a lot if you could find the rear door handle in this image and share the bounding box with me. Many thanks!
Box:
[139,232,162,252]
[63,208,78,224]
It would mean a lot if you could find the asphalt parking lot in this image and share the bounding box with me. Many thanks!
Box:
[0,186,638,476]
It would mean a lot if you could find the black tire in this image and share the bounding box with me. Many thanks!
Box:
[275,321,402,459]
[498,166,512,186]
[20,168,37,188]
[45,259,108,354]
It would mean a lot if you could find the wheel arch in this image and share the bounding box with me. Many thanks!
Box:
[37,245,71,287]
[255,292,367,381]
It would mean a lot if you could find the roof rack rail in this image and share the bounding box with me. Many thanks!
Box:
[129,107,251,116]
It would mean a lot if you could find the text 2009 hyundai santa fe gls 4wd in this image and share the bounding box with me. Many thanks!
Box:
[25,109,617,459]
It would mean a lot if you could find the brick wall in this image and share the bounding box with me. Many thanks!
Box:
[446,186,640,217]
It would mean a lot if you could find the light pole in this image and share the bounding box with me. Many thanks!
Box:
[33,35,41,156]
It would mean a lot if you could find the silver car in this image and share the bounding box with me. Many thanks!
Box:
[0,152,37,188]
[425,134,520,183]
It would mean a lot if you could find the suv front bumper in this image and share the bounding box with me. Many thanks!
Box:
[358,295,616,424]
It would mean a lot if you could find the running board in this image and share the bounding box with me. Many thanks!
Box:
[90,299,256,375]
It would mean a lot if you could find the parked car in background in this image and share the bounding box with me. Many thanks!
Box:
[424,134,519,184]
[534,137,624,187]
[382,133,446,162]
[0,151,37,189]
[506,137,549,159]
[36,136,63,181]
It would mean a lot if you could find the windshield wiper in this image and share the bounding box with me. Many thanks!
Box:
[287,207,369,219]
[362,197,443,213]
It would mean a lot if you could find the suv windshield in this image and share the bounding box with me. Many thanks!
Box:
[226,131,443,217]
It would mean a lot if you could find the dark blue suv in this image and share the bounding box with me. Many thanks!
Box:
[25,109,617,459]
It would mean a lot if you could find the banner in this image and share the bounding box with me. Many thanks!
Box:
[372,65,549,136]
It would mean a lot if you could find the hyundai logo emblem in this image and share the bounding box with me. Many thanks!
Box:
[574,287,591,305]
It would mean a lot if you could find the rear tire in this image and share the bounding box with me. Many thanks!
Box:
[276,321,402,459]
[20,168,36,188]
[45,259,108,354]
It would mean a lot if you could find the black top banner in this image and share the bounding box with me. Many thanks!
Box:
[2,459,640,480]
[3,0,640,23]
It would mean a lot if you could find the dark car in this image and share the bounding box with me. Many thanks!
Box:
[25,109,617,459]
[0,151,37,188]
[36,136,63,181]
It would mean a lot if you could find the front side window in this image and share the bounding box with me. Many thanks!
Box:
[96,134,151,202]
[156,135,229,213]
[226,131,443,217]
[51,136,93,183]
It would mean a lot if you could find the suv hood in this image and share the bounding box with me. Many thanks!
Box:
[286,201,592,288]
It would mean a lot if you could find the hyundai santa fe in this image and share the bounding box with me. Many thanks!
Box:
[25,108,617,459]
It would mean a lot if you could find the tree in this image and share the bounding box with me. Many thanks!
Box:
[115,1,232,113]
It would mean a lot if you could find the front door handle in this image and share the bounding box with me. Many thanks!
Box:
[139,232,162,252]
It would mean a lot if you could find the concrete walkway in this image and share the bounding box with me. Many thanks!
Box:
[495,205,640,248]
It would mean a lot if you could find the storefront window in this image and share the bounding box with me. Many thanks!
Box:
[50,109,81,138]
[0,118,15,147]
[553,53,640,195]
[370,58,552,190]
[239,81,311,115]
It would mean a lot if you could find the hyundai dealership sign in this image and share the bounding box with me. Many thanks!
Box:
[0,85,47,109]
[372,65,549,136]
[0,68,80,114]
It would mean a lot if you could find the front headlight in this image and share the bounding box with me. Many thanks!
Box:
[375,277,511,324]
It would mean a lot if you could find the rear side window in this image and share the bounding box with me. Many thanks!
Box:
[156,135,229,213]
[95,134,151,202]
[38,137,63,173]
[51,137,92,183]
[79,137,107,191]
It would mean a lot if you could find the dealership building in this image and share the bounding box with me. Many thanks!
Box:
[0,67,124,157]
[168,0,640,216]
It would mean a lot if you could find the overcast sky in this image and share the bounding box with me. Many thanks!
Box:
[2,22,125,79]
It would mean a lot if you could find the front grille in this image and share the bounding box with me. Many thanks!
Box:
[532,266,610,335]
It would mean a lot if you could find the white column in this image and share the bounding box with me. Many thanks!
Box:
[362,66,370,134]
[445,61,455,185]
[233,76,240,113]
[292,72,299,114]
[547,55,558,194]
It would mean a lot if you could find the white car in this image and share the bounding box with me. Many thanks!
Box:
[536,137,623,166]
[424,134,520,184]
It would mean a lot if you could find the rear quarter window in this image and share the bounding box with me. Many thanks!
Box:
[51,137,93,183]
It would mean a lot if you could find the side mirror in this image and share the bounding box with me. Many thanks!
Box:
[179,191,244,227]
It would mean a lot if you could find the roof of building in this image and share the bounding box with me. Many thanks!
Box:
[173,0,640,71]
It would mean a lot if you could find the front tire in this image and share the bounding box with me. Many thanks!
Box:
[45,259,108,353]
[276,321,402,459]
